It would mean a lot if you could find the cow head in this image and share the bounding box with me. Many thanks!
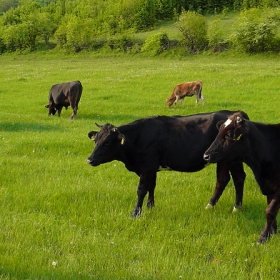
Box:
[87,123,125,166]
[45,103,57,115]
[166,98,174,107]
[203,112,248,163]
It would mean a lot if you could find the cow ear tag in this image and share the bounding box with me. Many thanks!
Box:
[236,134,242,141]
[121,137,125,145]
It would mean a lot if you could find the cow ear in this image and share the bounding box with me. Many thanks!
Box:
[45,104,50,108]
[88,131,98,140]
[216,120,224,130]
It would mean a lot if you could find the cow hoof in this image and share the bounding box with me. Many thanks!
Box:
[147,201,155,208]
[257,237,267,245]
[232,205,242,212]
[205,203,214,210]
[131,207,142,218]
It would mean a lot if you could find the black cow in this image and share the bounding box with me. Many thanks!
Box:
[204,112,280,243]
[45,80,82,119]
[87,110,249,217]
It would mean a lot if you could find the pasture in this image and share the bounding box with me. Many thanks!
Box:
[1,53,280,279]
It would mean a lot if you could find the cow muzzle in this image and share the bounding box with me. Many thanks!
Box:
[87,158,96,166]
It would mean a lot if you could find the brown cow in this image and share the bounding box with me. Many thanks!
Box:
[166,81,204,108]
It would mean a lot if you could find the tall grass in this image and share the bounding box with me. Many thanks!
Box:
[1,53,280,279]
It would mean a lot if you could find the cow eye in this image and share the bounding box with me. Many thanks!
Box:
[105,140,112,146]
[225,131,234,140]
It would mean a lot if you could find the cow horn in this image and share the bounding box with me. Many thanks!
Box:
[236,116,242,123]
[95,123,103,128]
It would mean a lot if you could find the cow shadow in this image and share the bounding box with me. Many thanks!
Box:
[0,122,63,132]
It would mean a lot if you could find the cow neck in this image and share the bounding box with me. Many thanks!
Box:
[243,121,274,174]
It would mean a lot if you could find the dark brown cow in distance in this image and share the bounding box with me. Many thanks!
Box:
[166,81,204,108]
[204,112,280,243]
[45,80,82,119]
[87,110,249,217]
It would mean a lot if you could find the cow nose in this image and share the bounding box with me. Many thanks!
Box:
[203,153,210,162]
[87,159,93,165]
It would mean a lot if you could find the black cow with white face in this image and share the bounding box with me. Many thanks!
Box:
[204,112,280,243]
[87,110,249,217]
[45,80,82,119]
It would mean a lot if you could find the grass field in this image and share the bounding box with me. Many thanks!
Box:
[1,52,280,279]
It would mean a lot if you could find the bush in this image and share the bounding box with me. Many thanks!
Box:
[230,8,280,53]
[175,10,208,53]
[208,18,224,52]
[141,31,169,54]
[106,34,136,52]
[55,15,95,52]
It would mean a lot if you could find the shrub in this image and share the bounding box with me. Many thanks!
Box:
[55,15,95,52]
[141,31,169,54]
[230,8,280,53]
[175,10,208,53]
[106,34,136,52]
[208,18,224,51]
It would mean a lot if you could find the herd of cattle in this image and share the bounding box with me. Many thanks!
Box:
[46,80,280,244]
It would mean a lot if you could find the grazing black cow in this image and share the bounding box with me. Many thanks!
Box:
[204,112,280,243]
[87,110,249,217]
[45,80,82,119]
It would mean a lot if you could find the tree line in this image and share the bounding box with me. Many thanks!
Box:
[0,0,280,54]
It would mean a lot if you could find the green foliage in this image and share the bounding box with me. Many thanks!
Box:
[133,0,156,31]
[141,31,169,54]
[106,34,137,52]
[0,0,58,51]
[230,8,280,53]
[0,0,280,53]
[207,18,225,52]
[176,10,208,52]
[55,14,95,52]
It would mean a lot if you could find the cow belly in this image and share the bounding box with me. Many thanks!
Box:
[158,165,172,171]
[159,160,206,173]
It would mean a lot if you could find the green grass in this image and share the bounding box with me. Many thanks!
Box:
[1,53,280,279]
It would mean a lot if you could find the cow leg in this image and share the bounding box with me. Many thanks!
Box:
[201,94,205,105]
[181,98,184,107]
[132,172,156,217]
[70,104,77,119]
[57,106,63,117]
[195,95,199,105]
[206,162,230,209]
[70,110,77,119]
[147,176,156,208]
[229,161,246,211]
[258,192,280,243]
[174,95,180,108]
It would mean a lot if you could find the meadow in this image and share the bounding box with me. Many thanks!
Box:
[1,52,280,279]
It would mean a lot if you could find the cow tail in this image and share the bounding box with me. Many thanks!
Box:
[199,81,203,98]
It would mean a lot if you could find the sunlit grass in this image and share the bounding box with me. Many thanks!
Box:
[1,53,280,279]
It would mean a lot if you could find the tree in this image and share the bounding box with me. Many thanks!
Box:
[133,0,156,31]
[55,14,95,52]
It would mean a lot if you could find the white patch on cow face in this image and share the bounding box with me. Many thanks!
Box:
[224,119,232,128]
